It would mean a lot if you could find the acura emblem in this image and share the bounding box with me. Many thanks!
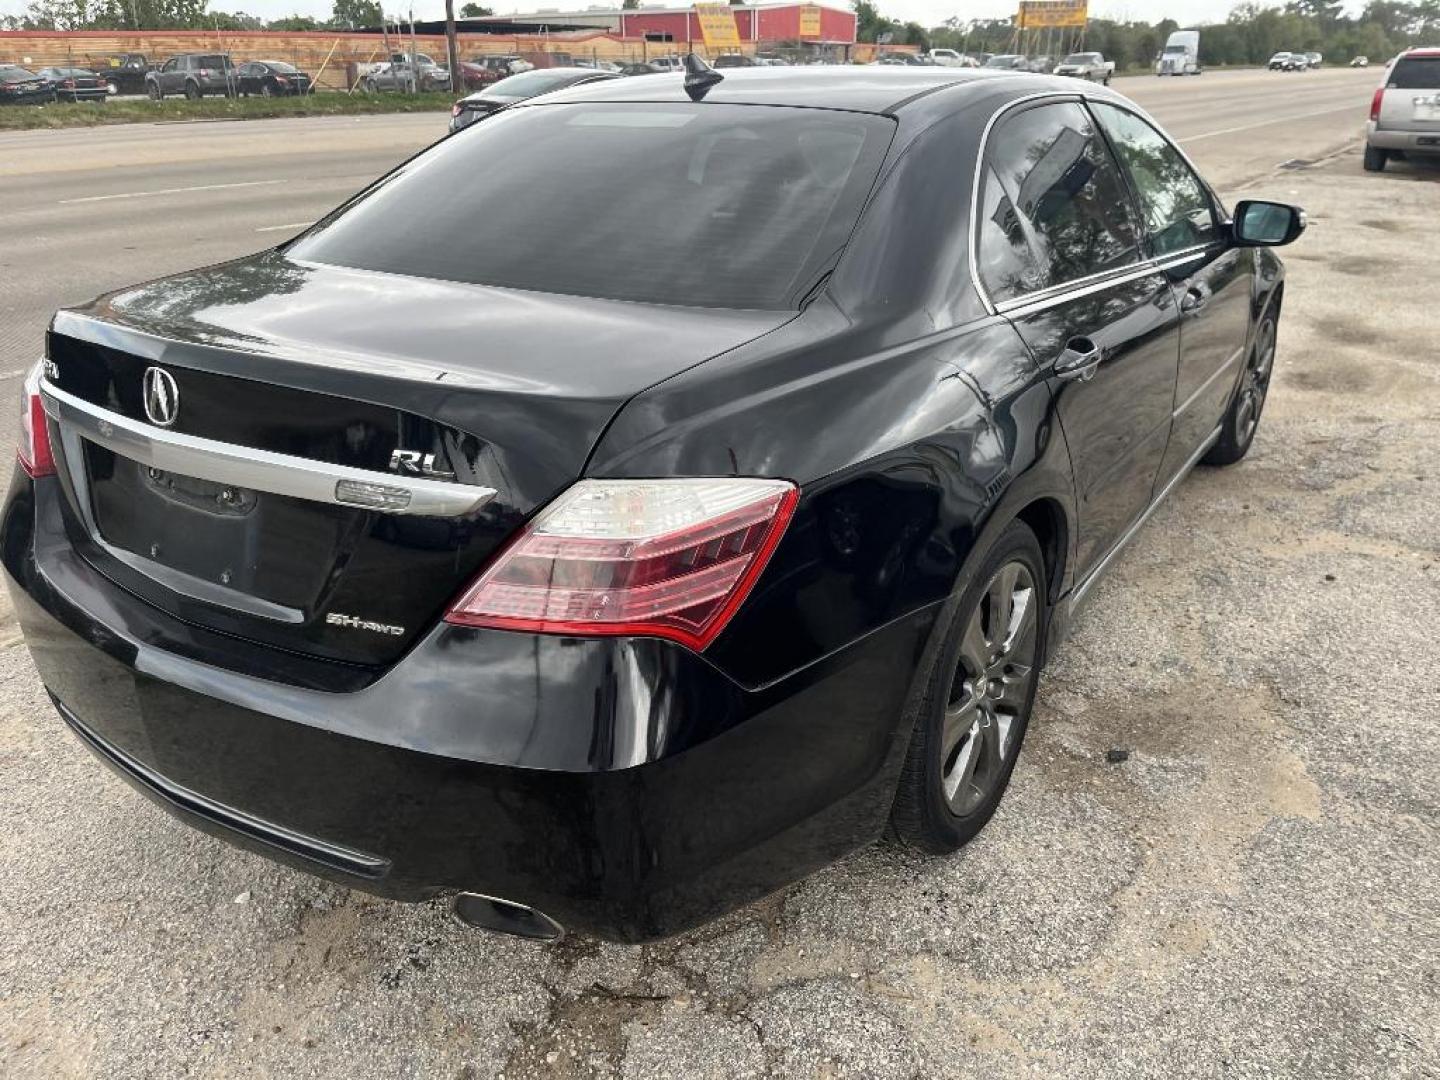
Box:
[142,367,179,428]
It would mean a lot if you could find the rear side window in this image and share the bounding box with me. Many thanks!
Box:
[1090,102,1219,257]
[289,103,894,310]
[1389,56,1440,89]
[977,101,1140,302]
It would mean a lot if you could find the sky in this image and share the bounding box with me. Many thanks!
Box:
[0,0,1357,32]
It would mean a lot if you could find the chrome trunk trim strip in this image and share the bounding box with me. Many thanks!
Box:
[40,380,496,519]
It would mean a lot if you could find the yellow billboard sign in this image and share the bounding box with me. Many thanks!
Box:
[799,4,823,38]
[695,3,743,50]
[1017,0,1088,29]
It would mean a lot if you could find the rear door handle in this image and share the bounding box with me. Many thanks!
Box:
[1053,337,1102,382]
[1181,285,1210,313]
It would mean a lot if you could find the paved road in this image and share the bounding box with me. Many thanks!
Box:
[0,68,1376,439]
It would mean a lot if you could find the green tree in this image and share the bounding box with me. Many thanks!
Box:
[330,0,381,28]
[265,12,320,29]
[458,2,492,15]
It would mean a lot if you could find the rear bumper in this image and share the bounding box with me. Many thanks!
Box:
[1366,121,1440,153]
[4,472,932,942]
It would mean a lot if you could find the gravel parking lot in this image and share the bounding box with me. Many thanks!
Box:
[1,120,1437,1077]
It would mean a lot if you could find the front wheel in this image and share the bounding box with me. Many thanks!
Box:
[891,521,1045,854]
[1205,309,1277,466]
[261,82,274,98]
[148,82,162,100]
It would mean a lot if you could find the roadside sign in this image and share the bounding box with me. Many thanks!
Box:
[695,3,743,50]
[1017,0,1088,29]
[799,4,823,39]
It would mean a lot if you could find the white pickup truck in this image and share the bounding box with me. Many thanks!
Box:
[1051,51,1114,84]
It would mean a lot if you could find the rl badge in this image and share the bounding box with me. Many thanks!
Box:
[389,449,456,480]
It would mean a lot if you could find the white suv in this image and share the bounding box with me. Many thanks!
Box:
[1365,47,1440,171]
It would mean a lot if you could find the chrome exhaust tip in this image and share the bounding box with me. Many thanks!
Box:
[452,892,564,941]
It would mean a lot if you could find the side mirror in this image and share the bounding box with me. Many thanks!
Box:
[1232,200,1306,247]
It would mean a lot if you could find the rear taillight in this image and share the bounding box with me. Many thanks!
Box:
[18,364,54,479]
[1370,87,1385,121]
[63,78,76,88]
[446,478,799,650]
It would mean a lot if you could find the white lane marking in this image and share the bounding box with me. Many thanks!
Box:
[1179,104,1362,143]
[58,179,287,205]
[255,221,313,233]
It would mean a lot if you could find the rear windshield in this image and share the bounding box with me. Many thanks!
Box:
[1389,56,1440,89]
[1,67,38,80]
[264,61,300,73]
[1062,54,1099,64]
[288,102,894,310]
[197,55,229,68]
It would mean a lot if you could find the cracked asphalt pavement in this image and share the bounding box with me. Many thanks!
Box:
[1,89,1437,1077]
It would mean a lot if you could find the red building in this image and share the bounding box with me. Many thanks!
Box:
[481,3,858,49]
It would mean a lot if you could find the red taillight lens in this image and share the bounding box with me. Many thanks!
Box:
[1370,87,1385,121]
[446,478,799,650]
[63,78,76,88]
[18,365,55,479]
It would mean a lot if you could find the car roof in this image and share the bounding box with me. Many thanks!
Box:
[1402,47,1440,57]
[532,65,1016,115]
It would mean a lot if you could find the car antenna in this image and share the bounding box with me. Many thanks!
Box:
[682,52,723,102]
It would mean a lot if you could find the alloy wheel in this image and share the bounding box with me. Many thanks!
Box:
[1234,317,1276,446]
[940,560,1040,815]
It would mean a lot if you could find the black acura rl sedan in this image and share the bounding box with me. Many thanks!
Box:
[5,64,1302,943]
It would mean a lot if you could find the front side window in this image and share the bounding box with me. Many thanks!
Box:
[289,103,894,310]
[978,101,1140,301]
[1090,102,1219,257]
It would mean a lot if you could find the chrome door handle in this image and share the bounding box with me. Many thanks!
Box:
[1053,338,1102,382]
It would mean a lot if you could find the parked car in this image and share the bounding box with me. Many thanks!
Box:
[1365,46,1440,171]
[1027,55,1055,73]
[926,48,965,67]
[1052,52,1114,84]
[235,61,313,97]
[983,54,1029,70]
[9,67,1304,944]
[1303,51,1323,69]
[0,65,52,105]
[463,54,533,89]
[712,53,757,68]
[617,62,661,76]
[572,59,622,73]
[37,67,108,103]
[89,52,151,94]
[1350,55,1370,68]
[646,56,683,72]
[366,52,451,93]
[450,66,620,131]
[1268,51,1295,70]
[146,54,237,99]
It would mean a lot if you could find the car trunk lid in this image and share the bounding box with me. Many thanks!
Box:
[42,252,793,668]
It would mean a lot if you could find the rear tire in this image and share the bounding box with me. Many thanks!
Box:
[184,81,201,100]
[1205,307,1278,466]
[1363,144,1388,172]
[261,82,274,98]
[891,521,1046,854]
[148,82,162,101]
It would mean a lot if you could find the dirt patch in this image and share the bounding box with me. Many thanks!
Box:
[1358,219,1404,232]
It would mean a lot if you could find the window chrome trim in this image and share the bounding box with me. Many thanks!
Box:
[968,87,1225,319]
[39,380,496,519]
[968,90,1082,317]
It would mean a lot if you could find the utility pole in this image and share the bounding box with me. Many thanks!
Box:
[444,0,461,97]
